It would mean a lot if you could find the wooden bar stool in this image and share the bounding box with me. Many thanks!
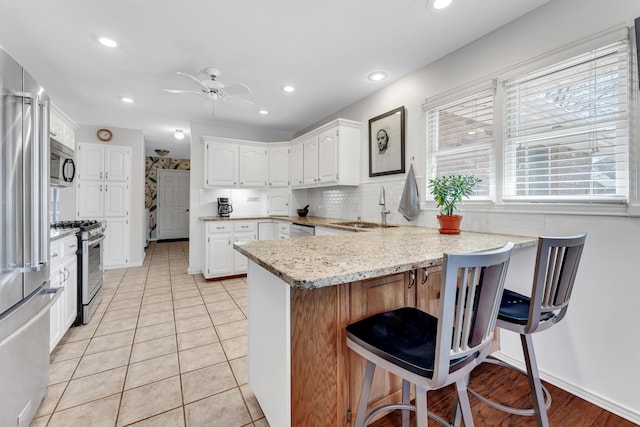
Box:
[467,233,587,427]
[346,242,514,426]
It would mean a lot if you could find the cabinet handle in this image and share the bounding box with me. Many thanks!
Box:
[105,185,108,192]
[52,252,59,258]
[234,182,237,185]
[408,270,416,289]
[100,171,103,179]
[240,182,243,185]
[421,268,428,285]
[105,171,109,179]
[100,185,102,192]
[228,240,231,245]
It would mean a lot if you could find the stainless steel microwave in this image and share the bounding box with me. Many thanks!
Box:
[50,138,75,187]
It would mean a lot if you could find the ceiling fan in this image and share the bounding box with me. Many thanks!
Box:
[163,67,253,116]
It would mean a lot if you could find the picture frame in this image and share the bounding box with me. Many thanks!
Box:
[369,106,405,177]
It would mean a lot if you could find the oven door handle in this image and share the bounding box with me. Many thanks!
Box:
[87,234,105,247]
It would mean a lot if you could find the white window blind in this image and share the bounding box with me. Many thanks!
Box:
[503,40,630,201]
[426,88,494,199]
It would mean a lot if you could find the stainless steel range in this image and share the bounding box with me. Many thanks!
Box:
[51,220,105,324]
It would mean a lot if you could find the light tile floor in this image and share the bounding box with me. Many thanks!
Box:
[31,240,269,427]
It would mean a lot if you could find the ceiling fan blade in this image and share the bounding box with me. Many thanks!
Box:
[222,83,250,96]
[163,88,204,94]
[225,95,255,108]
[176,71,210,92]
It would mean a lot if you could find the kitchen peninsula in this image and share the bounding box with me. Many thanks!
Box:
[234,226,537,427]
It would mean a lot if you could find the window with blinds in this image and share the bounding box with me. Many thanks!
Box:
[426,89,494,199]
[503,40,630,201]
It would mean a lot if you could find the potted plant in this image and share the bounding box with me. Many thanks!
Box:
[428,174,481,234]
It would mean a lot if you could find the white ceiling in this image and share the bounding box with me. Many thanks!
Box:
[0,0,550,158]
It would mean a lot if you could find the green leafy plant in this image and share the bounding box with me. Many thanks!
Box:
[428,174,481,216]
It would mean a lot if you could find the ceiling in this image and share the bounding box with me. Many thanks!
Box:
[0,0,550,158]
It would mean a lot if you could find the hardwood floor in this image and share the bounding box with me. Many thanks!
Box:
[370,360,637,426]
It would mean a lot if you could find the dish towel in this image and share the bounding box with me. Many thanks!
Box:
[398,163,420,221]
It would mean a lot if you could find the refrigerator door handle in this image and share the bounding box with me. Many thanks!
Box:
[38,99,49,265]
[0,286,63,350]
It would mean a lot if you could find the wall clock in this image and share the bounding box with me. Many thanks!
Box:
[97,128,113,142]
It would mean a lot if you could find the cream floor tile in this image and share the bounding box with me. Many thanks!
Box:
[139,300,174,315]
[138,309,175,327]
[215,319,247,341]
[47,394,121,427]
[205,298,238,313]
[176,327,219,351]
[210,308,246,325]
[254,418,270,427]
[221,335,248,360]
[144,285,172,296]
[34,382,66,418]
[100,305,140,322]
[108,298,142,311]
[130,335,177,363]
[73,346,131,379]
[175,314,213,334]
[179,342,227,373]
[125,353,180,390]
[57,366,126,410]
[29,415,48,426]
[229,356,248,386]
[172,296,204,309]
[117,376,182,426]
[184,387,251,427]
[85,329,135,355]
[174,304,208,320]
[142,293,173,305]
[240,383,265,421]
[228,289,248,298]
[50,338,90,363]
[202,292,233,304]
[94,316,138,337]
[234,296,248,308]
[134,320,176,343]
[181,361,237,404]
[49,357,80,385]
[59,322,98,343]
[127,407,185,426]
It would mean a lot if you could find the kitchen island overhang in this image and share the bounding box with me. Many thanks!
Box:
[235,227,537,427]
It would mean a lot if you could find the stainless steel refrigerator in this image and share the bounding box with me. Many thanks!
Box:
[0,47,61,426]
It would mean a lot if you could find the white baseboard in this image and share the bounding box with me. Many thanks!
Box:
[492,351,640,425]
[187,267,201,275]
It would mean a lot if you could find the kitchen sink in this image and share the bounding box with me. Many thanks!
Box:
[330,221,397,229]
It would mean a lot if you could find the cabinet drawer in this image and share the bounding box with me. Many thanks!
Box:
[62,237,79,259]
[207,222,233,233]
[50,241,63,267]
[278,223,290,234]
[234,221,257,233]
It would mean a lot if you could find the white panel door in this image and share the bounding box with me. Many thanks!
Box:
[233,231,256,273]
[157,169,190,240]
[104,146,129,181]
[103,182,128,217]
[239,145,267,187]
[77,143,104,181]
[290,142,304,187]
[103,217,129,268]
[303,138,318,186]
[205,233,233,278]
[205,142,238,187]
[268,146,289,187]
[318,128,338,184]
[76,181,104,218]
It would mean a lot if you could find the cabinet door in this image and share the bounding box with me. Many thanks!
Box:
[290,142,304,187]
[318,128,339,184]
[62,256,78,330]
[49,111,64,144]
[205,233,234,278]
[239,145,267,187]
[104,146,129,181]
[303,138,318,186]
[104,182,129,217]
[63,125,75,150]
[103,218,129,269]
[268,146,289,187]
[205,142,239,187]
[77,181,104,218]
[233,231,256,274]
[77,143,104,181]
[415,268,441,317]
[49,266,64,353]
[268,191,290,216]
[348,273,416,420]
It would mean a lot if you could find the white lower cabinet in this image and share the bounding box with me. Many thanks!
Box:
[204,221,257,279]
[278,222,290,239]
[314,226,351,236]
[103,217,129,269]
[50,235,78,352]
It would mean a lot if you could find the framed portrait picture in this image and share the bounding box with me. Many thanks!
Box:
[369,106,405,177]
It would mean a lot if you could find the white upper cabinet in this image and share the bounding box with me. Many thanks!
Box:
[303,137,319,186]
[289,142,304,188]
[318,127,339,184]
[50,104,78,151]
[204,141,239,187]
[268,146,289,188]
[77,143,130,182]
[239,145,267,187]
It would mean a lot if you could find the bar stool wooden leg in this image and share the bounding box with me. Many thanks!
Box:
[522,334,550,427]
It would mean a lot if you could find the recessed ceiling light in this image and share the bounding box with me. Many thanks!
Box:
[282,85,295,93]
[120,97,134,103]
[174,129,185,140]
[98,37,118,48]
[367,71,387,82]
[258,110,269,115]
[432,0,453,10]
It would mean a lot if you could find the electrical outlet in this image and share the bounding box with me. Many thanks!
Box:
[246,196,260,202]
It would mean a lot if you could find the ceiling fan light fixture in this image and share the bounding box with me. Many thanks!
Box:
[155,149,170,157]
[174,129,185,140]
[98,37,118,48]
[367,71,387,82]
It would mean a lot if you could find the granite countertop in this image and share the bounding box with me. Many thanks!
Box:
[50,228,79,241]
[199,215,381,232]
[234,226,537,290]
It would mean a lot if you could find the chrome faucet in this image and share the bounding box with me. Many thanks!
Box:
[379,186,390,226]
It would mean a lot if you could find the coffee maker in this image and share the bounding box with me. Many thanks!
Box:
[217,197,233,217]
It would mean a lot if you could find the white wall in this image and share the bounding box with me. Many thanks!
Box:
[60,125,146,267]
[187,0,640,421]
